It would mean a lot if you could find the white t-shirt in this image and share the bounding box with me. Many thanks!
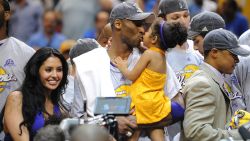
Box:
[0,37,35,112]
[61,75,74,111]
[234,56,250,112]
[167,40,202,86]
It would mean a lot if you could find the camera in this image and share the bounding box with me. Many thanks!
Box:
[59,97,131,140]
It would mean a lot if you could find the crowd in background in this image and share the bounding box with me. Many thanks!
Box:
[6,0,250,52]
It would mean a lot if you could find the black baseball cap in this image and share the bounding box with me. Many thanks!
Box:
[109,2,155,25]
[204,28,250,57]
[188,11,225,39]
[158,0,189,16]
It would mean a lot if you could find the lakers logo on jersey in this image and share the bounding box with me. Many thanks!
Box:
[115,85,131,97]
[115,84,134,109]
[0,67,17,93]
[0,67,7,92]
[183,64,200,79]
[176,64,199,86]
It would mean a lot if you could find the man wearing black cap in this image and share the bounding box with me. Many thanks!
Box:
[158,0,202,140]
[71,2,156,139]
[158,0,202,86]
[182,29,250,141]
[0,0,35,139]
[188,11,225,56]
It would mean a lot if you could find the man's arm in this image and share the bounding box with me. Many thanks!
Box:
[183,76,242,141]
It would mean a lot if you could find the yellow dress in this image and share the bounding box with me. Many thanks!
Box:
[131,47,171,125]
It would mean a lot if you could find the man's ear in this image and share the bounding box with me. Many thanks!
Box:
[4,11,10,21]
[114,19,122,30]
[210,48,219,59]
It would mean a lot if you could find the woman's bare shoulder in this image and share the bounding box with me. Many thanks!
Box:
[6,91,23,105]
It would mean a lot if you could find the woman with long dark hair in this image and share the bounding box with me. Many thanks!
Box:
[3,48,68,141]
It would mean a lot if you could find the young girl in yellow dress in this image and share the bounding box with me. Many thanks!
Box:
[113,19,187,141]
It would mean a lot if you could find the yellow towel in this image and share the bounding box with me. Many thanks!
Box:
[229,110,250,129]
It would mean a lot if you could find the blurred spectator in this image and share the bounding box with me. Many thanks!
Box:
[28,10,67,50]
[54,11,63,33]
[136,0,160,14]
[221,0,248,37]
[71,125,111,141]
[61,39,98,112]
[202,0,217,12]
[97,23,112,47]
[188,0,217,18]
[40,0,60,10]
[59,40,76,60]
[99,0,114,13]
[188,0,203,18]
[82,10,109,39]
[55,0,98,40]
[34,125,65,141]
[9,0,43,42]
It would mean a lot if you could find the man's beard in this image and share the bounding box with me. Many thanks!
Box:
[121,35,139,51]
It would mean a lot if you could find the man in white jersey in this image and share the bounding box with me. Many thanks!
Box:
[159,0,202,87]
[158,0,201,140]
[0,0,35,139]
[234,29,250,112]
[70,2,183,140]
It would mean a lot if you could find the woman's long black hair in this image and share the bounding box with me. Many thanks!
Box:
[19,48,68,134]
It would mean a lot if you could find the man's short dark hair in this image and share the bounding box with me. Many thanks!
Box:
[69,38,99,65]
[203,49,211,59]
